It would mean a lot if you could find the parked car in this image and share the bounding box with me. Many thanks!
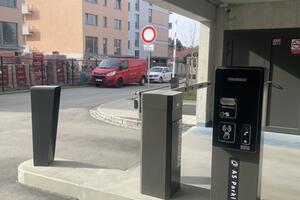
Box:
[149,66,172,83]
[91,58,147,87]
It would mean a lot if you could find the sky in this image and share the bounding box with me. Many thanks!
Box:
[169,13,200,48]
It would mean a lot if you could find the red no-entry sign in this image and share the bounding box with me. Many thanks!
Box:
[141,25,157,44]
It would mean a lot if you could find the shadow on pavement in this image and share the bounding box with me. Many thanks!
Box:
[173,184,210,200]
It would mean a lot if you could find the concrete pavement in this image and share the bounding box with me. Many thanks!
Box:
[1,85,300,199]
[0,85,168,200]
[18,126,300,200]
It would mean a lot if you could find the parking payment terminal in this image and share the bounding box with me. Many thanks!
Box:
[211,67,267,200]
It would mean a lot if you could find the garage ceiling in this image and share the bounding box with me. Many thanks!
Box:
[147,0,291,21]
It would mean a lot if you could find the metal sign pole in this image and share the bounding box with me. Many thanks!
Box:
[147,51,150,87]
[172,15,178,78]
[141,25,156,88]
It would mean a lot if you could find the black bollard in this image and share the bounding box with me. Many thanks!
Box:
[31,86,61,166]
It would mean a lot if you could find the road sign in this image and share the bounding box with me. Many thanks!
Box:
[144,44,154,51]
[142,25,157,88]
[142,25,157,44]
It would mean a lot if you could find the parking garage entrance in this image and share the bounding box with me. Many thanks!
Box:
[223,28,300,135]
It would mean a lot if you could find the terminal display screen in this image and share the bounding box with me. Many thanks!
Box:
[212,67,265,152]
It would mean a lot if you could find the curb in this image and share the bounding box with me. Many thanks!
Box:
[89,105,196,131]
[89,108,141,130]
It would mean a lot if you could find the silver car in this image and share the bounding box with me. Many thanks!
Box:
[149,66,172,83]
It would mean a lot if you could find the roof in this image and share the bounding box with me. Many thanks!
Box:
[168,47,198,60]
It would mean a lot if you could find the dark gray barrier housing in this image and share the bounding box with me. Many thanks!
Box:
[31,86,61,166]
[170,77,179,89]
[141,90,183,199]
[211,67,267,200]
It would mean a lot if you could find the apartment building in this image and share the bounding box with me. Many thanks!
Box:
[0,0,25,56]
[24,0,128,58]
[128,0,169,65]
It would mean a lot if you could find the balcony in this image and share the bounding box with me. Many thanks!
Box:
[23,44,31,53]
[22,25,33,35]
[21,3,32,15]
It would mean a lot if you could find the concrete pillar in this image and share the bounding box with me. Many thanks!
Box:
[196,21,212,126]
[196,8,226,127]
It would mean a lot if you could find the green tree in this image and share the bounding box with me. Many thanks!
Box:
[169,38,184,51]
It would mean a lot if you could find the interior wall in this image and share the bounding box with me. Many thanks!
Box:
[207,0,300,124]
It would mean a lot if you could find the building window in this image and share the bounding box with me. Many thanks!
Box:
[115,0,121,10]
[85,36,98,55]
[128,2,130,11]
[103,16,108,28]
[103,38,108,55]
[85,13,98,26]
[0,22,18,47]
[135,0,139,11]
[102,0,107,6]
[135,14,139,29]
[86,0,97,4]
[128,21,130,31]
[128,40,130,49]
[0,0,16,8]
[148,9,153,23]
[114,39,122,55]
[114,19,122,30]
[135,50,139,58]
[135,32,139,47]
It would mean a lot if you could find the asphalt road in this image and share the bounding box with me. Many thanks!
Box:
[0,83,168,200]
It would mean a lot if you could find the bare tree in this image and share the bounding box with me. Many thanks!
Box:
[184,22,200,87]
[181,22,199,48]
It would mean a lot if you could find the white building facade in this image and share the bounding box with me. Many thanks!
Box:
[128,0,169,65]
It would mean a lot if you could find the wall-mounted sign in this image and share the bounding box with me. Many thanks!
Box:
[291,39,300,54]
[272,38,282,46]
